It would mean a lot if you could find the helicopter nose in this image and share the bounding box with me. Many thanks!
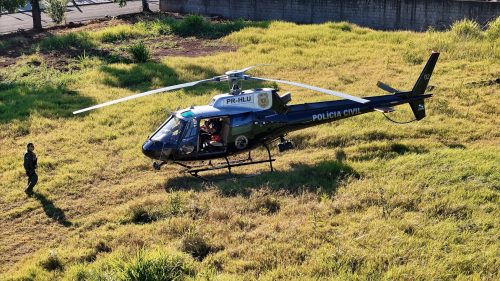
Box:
[142,140,172,160]
[142,140,156,159]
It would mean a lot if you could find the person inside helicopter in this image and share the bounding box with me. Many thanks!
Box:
[199,118,225,152]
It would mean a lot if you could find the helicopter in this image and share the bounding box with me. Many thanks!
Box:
[74,52,439,179]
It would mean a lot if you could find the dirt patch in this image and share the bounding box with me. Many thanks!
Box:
[148,35,236,58]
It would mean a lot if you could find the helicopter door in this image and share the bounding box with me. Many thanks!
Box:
[199,117,230,155]
[178,119,199,158]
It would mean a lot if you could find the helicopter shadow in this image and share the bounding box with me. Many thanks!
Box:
[164,160,359,197]
[0,82,95,124]
[33,192,72,227]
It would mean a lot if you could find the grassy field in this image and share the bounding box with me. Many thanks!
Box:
[0,15,499,280]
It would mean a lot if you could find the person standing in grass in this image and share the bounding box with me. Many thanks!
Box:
[24,143,38,196]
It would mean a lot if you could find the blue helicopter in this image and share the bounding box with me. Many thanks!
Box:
[74,52,439,179]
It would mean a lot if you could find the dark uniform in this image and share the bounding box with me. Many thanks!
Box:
[24,149,38,195]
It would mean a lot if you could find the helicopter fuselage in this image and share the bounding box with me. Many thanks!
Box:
[141,89,431,162]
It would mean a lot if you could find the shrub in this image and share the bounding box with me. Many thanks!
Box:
[45,0,67,24]
[450,19,482,39]
[128,41,151,63]
[173,15,211,37]
[485,17,500,40]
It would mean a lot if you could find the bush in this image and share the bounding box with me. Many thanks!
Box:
[485,17,500,40]
[173,15,211,37]
[45,0,67,24]
[451,19,482,39]
[128,41,151,63]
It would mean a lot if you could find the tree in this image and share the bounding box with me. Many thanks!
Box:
[45,0,67,24]
[114,0,151,13]
[31,0,42,31]
[142,0,150,13]
[0,0,43,31]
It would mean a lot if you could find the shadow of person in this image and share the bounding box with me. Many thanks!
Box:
[33,192,72,227]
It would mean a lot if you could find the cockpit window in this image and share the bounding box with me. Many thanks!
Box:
[151,116,186,143]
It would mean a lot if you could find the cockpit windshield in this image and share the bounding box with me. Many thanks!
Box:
[151,116,186,143]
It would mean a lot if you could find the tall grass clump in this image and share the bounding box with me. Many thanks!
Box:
[451,19,482,39]
[40,31,95,51]
[128,41,151,63]
[485,16,500,40]
[173,15,212,37]
[93,24,148,43]
[62,248,195,280]
[121,249,195,281]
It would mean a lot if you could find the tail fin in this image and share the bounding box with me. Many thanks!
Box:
[412,51,440,96]
[409,52,440,120]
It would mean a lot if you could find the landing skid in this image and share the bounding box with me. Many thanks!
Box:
[173,144,275,180]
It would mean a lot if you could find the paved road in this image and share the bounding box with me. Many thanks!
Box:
[0,0,159,34]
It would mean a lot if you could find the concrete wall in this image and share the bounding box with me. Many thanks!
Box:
[160,0,500,31]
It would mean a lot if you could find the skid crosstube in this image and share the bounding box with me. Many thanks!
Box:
[173,144,275,180]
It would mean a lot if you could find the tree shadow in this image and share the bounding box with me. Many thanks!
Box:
[164,160,359,197]
[0,83,95,123]
[100,62,236,95]
[33,192,72,227]
[349,143,429,162]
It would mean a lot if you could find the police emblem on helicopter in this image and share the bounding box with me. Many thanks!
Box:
[258,92,270,108]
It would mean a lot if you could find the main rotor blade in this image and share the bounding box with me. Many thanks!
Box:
[73,78,216,114]
[237,64,271,73]
[251,77,370,104]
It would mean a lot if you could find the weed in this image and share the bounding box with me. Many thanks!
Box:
[128,41,151,63]
[485,17,500,40]
[451,19,482,39]
[122,249,195,281]
[40,32,95,51]
[93,24,148,43]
